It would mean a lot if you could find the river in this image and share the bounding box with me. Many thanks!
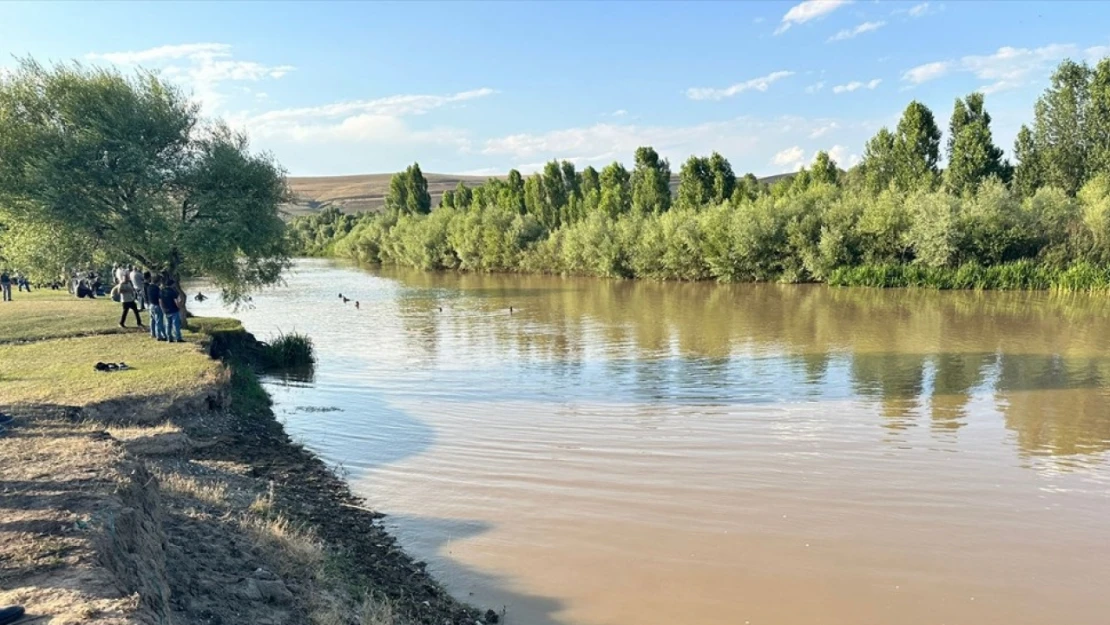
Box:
[189,258,1110,625]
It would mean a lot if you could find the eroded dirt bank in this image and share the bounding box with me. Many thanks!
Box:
[0,323,494,625]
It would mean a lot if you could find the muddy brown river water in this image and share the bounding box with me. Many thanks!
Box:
[191,258,1110,625]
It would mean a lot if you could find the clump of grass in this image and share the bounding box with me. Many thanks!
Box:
[240,513,325,580]
[264,331,316,369]
[157,472,229,507]
[248,480,276,516]
[355,593,400,625]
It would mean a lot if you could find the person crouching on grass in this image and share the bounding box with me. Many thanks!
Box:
[110,277,144,329]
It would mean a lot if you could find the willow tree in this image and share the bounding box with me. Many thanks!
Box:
[0,60,289,302]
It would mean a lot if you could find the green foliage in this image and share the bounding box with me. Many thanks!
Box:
[676,152,738,209]
[384,163,431,215]
[677,156,712,209]
[828,261,1110,291]
[286,57,1110,292]
[1079,173,1110,264]
[288,206,356,256]
[264,331,316,369]
[945,93,1010,195]
[1012,125,1044,198]
[1033,60,1092,195]
[1089,59,1110,176]
[630,146,672,215]
[708,152,736,204]
[860,128,897,193]
[598,161,632,217]
[893,100,941,191]
[810,151,839,186]
[0,61,290,303]
[1012,58,1110,197]
[732,173,765,204]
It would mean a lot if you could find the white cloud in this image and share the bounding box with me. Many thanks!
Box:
[242,89,494,125]
[902,43,1092,93]
[775,0,853,35]
[828,21,885,42]
[87,43,294,113]
[805,81,826,93]
[902,60,951,84]
[86,42,230,65]
[482,120,752,160]
[963,44,1077,93]
[611,109,628,117]
[908,2,932,18]
[475,115,875,176]
[772,145,806,169]
[1088,45,1110,60]
[825,144,859,167]
[230,88,495,145]
[832,78,882,93]
[686,70,794,100]
[455,166,508,177]
[809,121,839,138]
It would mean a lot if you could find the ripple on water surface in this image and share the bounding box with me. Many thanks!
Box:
[191,259,1110,625]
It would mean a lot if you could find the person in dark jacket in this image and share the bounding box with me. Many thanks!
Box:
[160,279,184,343]
[146,278,167,341]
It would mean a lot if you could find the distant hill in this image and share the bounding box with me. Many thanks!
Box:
[284,173,492,216]
[284,171,794,217]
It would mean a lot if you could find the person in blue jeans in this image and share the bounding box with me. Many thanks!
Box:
[146,278,167,340]
[160,279,184,343]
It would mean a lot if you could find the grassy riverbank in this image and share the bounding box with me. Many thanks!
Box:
[0,290,489,625]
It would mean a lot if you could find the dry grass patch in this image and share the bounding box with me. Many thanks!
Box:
[156,472,229,507]
[241,514,325,580]
[311,592,401,625]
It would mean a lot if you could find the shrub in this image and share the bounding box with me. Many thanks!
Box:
[264,331,316,369]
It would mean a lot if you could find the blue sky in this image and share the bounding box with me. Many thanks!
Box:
[1,1,1108,177]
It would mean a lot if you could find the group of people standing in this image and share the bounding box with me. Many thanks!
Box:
[0,271,32,301]
[108,264,185,343]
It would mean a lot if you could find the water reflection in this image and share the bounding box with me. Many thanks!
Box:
[376,266,1110,462]
[189,260,1110,625]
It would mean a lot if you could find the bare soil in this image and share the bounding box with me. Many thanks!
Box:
[0,331,491,625]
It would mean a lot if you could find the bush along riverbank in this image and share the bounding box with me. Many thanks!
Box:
[0,290,493,625]
[291,58,1110,291]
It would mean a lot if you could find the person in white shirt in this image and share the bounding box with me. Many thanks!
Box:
[130,268,146,310]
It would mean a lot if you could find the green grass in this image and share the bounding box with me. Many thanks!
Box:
[827,261,1110,291]
[264,331,316,368]
[0,333,221,406]
[0,288,128,343]
[0,288,236,406]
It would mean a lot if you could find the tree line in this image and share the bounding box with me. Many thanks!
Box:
[291,56,1110,289]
